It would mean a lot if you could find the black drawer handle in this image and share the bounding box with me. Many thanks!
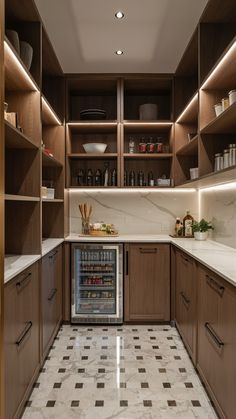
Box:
[49,250,58,259]
[15,321,33,346]
[205,322,224,348]
[126,250,129,275]
[48,288,57,301]
[180,291,190,307]
[181,254,192,264]
[139,247,157,254]
[16,272,32,290]
[206,274,224,297]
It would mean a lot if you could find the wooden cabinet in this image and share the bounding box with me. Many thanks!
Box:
[197,265,236,419]
[124,243,170,322]
[41,245,62,358]
[175,249,197,362]
[4,262,40,419]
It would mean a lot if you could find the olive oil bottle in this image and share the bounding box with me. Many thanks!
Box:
[183,210,194,237]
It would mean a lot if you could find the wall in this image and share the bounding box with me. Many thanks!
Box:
[69,190,198,235]
[200,186,236,249]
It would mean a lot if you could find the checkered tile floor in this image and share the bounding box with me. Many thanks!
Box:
[22,325,217,418]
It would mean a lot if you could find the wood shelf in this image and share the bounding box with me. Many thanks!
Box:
[42,95,62,126]
[5,120,37,149]
[67,121,117,133]
[4,194,40,202]
[68,153,118,159]
[4,38,39,92]
[123,153,173,159]
[201,101,236,134]
[176,135,198,156]
[42,151,63,167]
[123,121,173,133]
[178,165,236,189]
[176,92,198,124]
[42,199,64,203]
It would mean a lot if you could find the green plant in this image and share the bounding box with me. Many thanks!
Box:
[192,219,213,233]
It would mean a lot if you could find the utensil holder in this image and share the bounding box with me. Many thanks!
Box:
[82,218,90,235]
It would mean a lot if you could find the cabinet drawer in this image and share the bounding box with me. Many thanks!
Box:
[4,263,40,419]
[197,265,236,419]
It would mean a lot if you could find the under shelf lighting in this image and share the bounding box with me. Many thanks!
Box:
[42,96,62,125]
[115,50,124,55]
[115,11,124,19]
[201,39,236,90]
[68,188,196,193]
[4,40,39,92]
[125,122,173,126]
[176,93,198,123]
[199,181,236,192]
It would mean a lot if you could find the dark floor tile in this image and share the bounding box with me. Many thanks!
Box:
[46,401,56,407]
[120,368,125,373]
[179,368,186,373]
[58,368,66,373]
[73,328,78,331]
[84,346,90,349]
[159,368,166,373]
[46,356,51,360]
[170,346,177,349]
[101,346,108,349]
[100,355,107,360]
[148,328,153,331]
[152,345,159,349]
[78,368,85,373]
[120,382,126,388]
[71,400,80,407]
[141,382,149,388]
[102,328,108,331]
[40,368,46,373]
[102,336,108,340]
[132,329,138,332]
[167,400,177,407]
[63,356,70,360]
[120,355,125,360]
[150,336,156,340]
[70,337,76,340]
[143,400,152,407]
[95,400,104,407]
[163,382,171,388]
[167,337,173,340]
[86,336,92,340]
[185,382,193,388]
[82,356,88,360]
[97,383,105,388]
[67,346,73,350]
[138,368,146,373]
[134,345,141,349]
[155,356,162,360]
[174,356,181,360]
[53,383,62,389]
[75,383,83,388]
[136,356,143,360]
[33,382,40,388]
[192,400,201,407]
[117,328,123,331]
[25,401,32,407]
[98,368,105,373]
[120,400,128,407]
[133,337,139,340]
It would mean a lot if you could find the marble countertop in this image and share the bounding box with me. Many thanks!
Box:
[65,234,236,288]
[42,238,64,257]
[4,254,41,285]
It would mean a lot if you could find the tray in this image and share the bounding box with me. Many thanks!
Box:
[169,235,194,238]
[79,233,119,237]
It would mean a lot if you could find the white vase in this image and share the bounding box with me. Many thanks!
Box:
[194,231,208,241]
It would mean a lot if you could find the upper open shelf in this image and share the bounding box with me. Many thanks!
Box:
[41,95,62,126]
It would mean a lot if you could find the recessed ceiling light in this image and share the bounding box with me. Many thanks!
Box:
[115,11,124,19]
[115,50,124,55]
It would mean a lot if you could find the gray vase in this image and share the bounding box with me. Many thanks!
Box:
[20,41,33,70]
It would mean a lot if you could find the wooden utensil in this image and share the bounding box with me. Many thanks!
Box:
[88,205,92,218]
[84,203,87,219]
[79,204,84,218]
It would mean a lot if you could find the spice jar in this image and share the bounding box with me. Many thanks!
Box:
[214,153,223,172]
[128,137,135,153]
[146,138,155,153]
[229,144,236,166]
[139,138,146,153]
[223,149,230,169]
[229,90,236,106]
[222,97,229,112]
[156,142,163,153]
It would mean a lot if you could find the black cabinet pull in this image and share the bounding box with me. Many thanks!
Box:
[206,274,224,297]
[205,322,224,348]
[126,251,129,275]
[48,288,57,301]
[180,291,190,307]
[49,250,58,259]
[16,272,32,290]
[181,254,192,264]
[139,247,157,254]
[15,321,33,346]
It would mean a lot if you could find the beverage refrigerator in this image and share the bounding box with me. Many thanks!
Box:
[71,243,123,323]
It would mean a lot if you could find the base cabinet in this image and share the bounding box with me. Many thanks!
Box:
[197,265,236,419]
[125,243,170,322]
[175,249,197,362]
[41,245,62,359]
[4,262,40,419]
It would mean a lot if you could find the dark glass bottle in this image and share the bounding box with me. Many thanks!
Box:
[129,170,135,186]
[148,171,154,186]
[138,171,145,186]
[111,168,117,186]
[77,169,84,186]
[103,162,110,187]
[86,169,93,186]
[124,170,128,186]
[95,169,102,186]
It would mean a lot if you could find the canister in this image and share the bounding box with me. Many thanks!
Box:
[222,97,229,112]
[223,149,230,169]
[214,153,223,171]
[229,144,236,166]
[229,90,236,106]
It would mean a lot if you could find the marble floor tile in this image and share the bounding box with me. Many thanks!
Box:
[22,325,218,419]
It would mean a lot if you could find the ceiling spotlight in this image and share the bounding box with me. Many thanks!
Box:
[115,11,124,19]
[115,50,123,55]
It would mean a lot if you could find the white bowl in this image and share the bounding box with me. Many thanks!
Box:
[83,143,107,153]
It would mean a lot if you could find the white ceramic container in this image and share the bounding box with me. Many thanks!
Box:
[83,143,107,153]
[194,231,208,241]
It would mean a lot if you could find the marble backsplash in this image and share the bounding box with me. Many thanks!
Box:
[200,187,236,249]
[69,190,198,235]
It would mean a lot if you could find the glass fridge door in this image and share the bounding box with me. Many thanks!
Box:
[73,245,121,318]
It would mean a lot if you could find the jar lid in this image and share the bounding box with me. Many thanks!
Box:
[215,153,222,157]
[229,90,236,94]
[229,143,236,147]
[214,103,222,107]
[223,149,229,153]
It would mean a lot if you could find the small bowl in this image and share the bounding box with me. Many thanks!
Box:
[83,143,107,153]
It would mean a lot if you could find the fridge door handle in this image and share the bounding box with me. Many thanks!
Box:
[126,250,129,275]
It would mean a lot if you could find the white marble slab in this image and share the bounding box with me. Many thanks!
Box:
[66,234,171,243]
[42,238,64,257]
[4,254,41,285]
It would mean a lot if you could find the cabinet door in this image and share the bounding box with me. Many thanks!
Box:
[53,245,62,325]
[125,243,170,322]
[175,250,196,361]
[197,266,236,419]
[5,263,40,419]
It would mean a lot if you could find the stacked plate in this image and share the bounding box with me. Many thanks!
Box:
[80,109,107,120]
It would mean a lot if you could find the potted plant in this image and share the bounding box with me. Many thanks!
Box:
[192,219,213,241]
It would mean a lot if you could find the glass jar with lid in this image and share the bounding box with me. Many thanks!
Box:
[214,153,223,172]
[223,149,230,169]
[229,144,236,166]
